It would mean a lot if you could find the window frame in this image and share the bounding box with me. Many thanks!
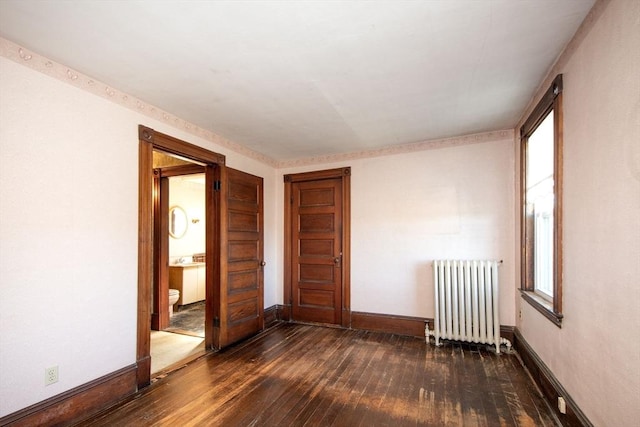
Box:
[519,74,564,327]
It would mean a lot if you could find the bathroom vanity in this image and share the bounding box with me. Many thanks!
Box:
[169,263,206,306]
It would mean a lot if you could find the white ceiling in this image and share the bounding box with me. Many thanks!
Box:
[0,0,595,162]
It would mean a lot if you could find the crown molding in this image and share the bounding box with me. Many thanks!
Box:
[1,36,515,171]
[0,37,279,168]
[276,129,515,168]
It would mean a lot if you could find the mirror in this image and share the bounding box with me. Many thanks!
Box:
[169,206,188,239]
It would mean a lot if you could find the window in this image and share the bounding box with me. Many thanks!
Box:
[520,74,563,326]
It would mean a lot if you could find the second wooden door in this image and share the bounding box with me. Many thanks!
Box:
[288,169,349,325]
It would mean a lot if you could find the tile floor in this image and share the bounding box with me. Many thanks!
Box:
[164,301,205,337]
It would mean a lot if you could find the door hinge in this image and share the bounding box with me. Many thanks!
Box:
[213,180,221,191]
[213,317,220,327]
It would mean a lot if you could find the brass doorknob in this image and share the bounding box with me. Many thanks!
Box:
[260,261,267,266]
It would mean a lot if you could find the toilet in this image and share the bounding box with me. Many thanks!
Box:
[168,289,180,316]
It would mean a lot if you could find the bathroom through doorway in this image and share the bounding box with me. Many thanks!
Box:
[150,153,207,376]
[137,125,265,389]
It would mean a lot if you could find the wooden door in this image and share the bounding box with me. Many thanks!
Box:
[286,168,350,326]
[215,166,264,348]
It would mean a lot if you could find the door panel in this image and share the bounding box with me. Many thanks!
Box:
[229,241,258,260]
[292,178,343,324]
[299,288,334,307]
[229,270,258,291]
[216,166,264,348]
[300,239,333,256]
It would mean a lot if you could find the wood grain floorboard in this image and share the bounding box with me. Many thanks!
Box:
[505,353,556,426]
[328,332,389,426]
[355,334,400,427]
[337,332,391,426]
[307,330,372,426]
[81,323,557,427]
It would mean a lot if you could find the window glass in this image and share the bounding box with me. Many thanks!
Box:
[526,111,554,299]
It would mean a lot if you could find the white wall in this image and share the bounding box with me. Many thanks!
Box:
[516,0,640,425]
[0,54,279,416]
[168,176,206,263]
[279,134,517,323]
[6,2,635,420]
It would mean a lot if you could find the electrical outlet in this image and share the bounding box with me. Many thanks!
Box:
[558,396,566,414]
[45,366,58,386]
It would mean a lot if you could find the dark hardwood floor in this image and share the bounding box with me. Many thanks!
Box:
[82,323,557,426]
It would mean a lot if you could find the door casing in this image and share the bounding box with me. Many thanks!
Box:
[137,125,224,389]
[283,167,351,328]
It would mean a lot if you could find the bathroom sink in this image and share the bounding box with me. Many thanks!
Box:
[172,262,205,267]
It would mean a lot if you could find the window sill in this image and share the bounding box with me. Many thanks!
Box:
[520,290,563,328]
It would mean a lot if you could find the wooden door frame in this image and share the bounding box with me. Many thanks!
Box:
[137,125,224,389]
[283,167,351,328]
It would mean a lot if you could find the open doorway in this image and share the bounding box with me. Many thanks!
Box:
[163,173,206,337]
[137,125,265,390]
[137,125,224,389]
[150,152,207,375]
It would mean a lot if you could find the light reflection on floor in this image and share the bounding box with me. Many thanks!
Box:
[150,330,205,375]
